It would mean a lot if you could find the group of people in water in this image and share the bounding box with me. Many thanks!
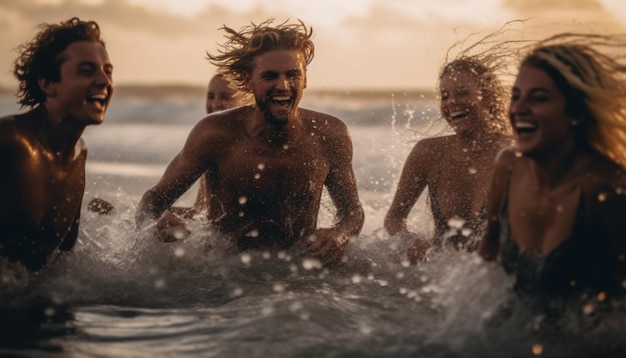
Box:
[2,17,626,309]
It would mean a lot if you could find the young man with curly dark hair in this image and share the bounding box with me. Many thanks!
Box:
[0,17,113,271]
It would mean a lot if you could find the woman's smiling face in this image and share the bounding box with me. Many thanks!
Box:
[509,65,578,158]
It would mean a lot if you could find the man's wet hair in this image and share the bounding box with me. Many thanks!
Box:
[207,18,314,94]
[13,17,104,108]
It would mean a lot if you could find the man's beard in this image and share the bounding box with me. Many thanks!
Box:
[255,91,295,126]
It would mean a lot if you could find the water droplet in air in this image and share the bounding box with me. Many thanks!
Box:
[448,217,466,229]
[582,303,595,315]
[240,253,252,264]
[173,228,187,240]
[289,301,303,312]
[302,258,322,270]
[154,278,165,289]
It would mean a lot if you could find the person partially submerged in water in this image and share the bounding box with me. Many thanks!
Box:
[168,73,250,217]
[136,19,364,266]
[0,18,113,270]
[479,33,626,303]
[385,32,514,263]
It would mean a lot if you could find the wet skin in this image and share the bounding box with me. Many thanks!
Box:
[0,41,113,270]
[385,70,509,262]
[137,49,364,266]
[479,65,626,270]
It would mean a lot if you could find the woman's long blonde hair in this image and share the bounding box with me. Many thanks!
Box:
[519,33,626,169]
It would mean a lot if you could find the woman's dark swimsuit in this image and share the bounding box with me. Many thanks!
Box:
[498,176,624,301]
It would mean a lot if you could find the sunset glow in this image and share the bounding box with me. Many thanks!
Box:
[3,0,626,89]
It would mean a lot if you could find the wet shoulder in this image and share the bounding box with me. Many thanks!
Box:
[299,108,348,136]
[493,146,518,171]
[412,135,455,157]
[193,106,249,139]
[0,115,18,141]
[0,115,35,167]
[0,114,26,150]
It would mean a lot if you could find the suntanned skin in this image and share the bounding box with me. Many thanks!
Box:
[194,74,246,212]
[137,49,363,266]
[0,41,113,270]
[385,69,509,262]
[385,135,506,244]
[479,66,626,268]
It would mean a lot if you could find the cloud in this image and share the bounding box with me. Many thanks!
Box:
[504,0,604,13]
[0,0,471,89]
[0,0,290,87]
[503,0,624,33]
[1,0,625,90]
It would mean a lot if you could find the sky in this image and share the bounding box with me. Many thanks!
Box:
[1,0,626,90]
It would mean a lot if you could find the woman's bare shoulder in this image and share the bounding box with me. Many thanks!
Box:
[494,146,518,166]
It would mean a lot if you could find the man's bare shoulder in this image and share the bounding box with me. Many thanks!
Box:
[299,108,348,134]
[192,106,249,138]
[0,114,22,145]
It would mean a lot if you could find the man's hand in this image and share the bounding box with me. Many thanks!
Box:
[155,211,190,242]
[306,228,349,266]
[407,235,430,264]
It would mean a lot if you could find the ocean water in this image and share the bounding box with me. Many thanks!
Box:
[1,89,625,357]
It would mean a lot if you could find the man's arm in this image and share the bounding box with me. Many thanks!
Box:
[308,119,364,265]
[136,120,214,234]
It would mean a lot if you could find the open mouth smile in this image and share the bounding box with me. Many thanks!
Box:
[514,120,538,135]
[86,93,108,108]
[448,109,469,120]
